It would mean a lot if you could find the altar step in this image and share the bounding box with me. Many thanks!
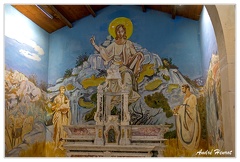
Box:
[130,138,167,145]
[63,144,156,157]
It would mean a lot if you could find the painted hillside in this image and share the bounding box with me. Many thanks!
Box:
[47,36,201,132]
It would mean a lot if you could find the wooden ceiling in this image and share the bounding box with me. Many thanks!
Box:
[12,5,203,34]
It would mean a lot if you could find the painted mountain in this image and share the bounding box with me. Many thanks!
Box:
[5,35,202,156]
[47,35,201,131]
[5,69,47,156]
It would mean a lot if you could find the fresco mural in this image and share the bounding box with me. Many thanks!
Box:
[5,69,48,156]
[46,16,208,157]
[47,5,203,86]
[4,5,227,157]
[205,54,224,150]
[4,4,49,156]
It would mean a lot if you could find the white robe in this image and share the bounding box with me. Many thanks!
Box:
[99,40,142,104]
[175,94,201,150]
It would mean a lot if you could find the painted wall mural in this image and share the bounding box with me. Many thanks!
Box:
[4,4,49,156]
[46,16,207,156]
[5,69,47,156]
[205,54,224,150]
[5,5,227,157]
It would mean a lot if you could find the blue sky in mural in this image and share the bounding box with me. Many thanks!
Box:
[4,5,203,85]
[48,5,202,84]
[4,5,49,83]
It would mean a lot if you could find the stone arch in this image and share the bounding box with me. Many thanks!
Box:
[205,5,235,156]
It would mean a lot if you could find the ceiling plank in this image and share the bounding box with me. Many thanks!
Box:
[172,5,177,19]
[12,5,203,33]
[142,5,146,12]
[48,5,73,28]
[12,5,62,33]
[85,5,96,17]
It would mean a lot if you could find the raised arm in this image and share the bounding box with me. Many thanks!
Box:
[90,36,100,52]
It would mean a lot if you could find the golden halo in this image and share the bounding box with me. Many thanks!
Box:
[108,17,133,39]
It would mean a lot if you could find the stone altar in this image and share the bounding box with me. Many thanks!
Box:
[63,65,170,157]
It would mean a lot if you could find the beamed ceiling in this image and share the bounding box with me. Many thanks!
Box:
[12,5,203,33]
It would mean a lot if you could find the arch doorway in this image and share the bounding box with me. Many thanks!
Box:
[205,5,235,156]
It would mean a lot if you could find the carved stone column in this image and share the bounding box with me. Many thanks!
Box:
[94,125,104,145]
[94,85,104,125]
[94,85,104,145]
[119,125,131,145]
[121,92,130,125]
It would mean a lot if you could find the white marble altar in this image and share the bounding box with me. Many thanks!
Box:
[63,65,169,157]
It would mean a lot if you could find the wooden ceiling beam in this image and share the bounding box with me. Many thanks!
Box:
[48,5,73,28]
[85,5,96,17]
[142,5,146,12]
[172,5,177,19]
